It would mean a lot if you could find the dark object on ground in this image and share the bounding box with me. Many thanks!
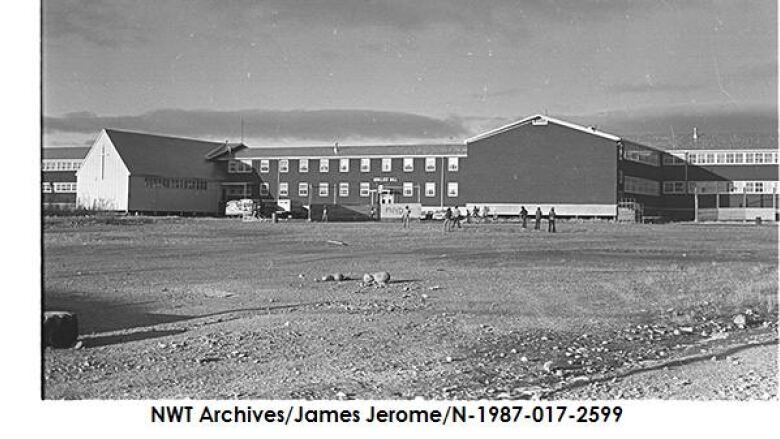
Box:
[43,311,79,348]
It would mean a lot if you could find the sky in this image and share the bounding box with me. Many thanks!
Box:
[42,0,777,148]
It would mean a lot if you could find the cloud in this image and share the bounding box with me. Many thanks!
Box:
[43,108,470,143]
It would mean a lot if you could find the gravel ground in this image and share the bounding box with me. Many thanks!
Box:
[42,219,778,400]
[553,341,777,400]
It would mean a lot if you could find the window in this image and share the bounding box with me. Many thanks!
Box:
[53,182,77,193]
[716,153,725,164]
[299,159,309,173]
[663,155,685,166]
[42,182,52,193]
[339,182,349,197]
[319,182,329,197]
[382,158,392,172]
[688,153,698,164]
[448,157,459,171]
[425,157,436,172]
[745,182,755,193]
[225,186,247,196]
[259,159,270,173]
[279,182,289,197]
[623,176,660,196]
[360,182,370,197]
[228,159,252,173]
[663,181,686,194]
[360,158,371,172]
[734,153,744,164]
[259,182,270,195]
[425,182,436,197]
[447,182,458,197]
[755,182,764,193]
[403,182,413,197]
[772,153,778,164]
[279,159,289,173]
[403,158,414,172]
[623,145,660,166]
[725,153,734,164]
[755,153,764,164]
[298,182,308,197]
[745,153,754,164]
[339,158,349,173]
[319,159,329,172]
[705,153,714,164]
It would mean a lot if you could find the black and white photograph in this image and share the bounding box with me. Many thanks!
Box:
[33,0,778,420]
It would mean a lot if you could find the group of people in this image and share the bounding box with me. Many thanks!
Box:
[519,205,556,232]
[442,206,463,232]
[359,203,557,232]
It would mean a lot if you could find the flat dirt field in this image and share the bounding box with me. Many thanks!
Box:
[42,218,778,400]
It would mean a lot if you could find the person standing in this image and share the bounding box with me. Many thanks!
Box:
[520,206,528,229]
[443,207,452,232]
[402,205,411,228]
[322,205,328,222]
[534,207,542,230]
[548,207,556,233]
[452,206,462,231]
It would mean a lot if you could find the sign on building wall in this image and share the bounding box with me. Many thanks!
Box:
[381,203,422,219]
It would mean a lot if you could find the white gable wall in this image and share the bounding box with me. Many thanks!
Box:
[76,130,130,211]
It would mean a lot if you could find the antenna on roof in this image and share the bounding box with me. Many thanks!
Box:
[693,127,698,143]
[670,126,676,149]
[333,141,340,154]
[240,117,244,145]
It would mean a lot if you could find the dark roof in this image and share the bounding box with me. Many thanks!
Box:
[42,147,91,160]
[233,143,466,159]
[105,129,233,180]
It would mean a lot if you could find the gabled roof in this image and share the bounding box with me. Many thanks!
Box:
[42,147,91,160]
[104,129,233,179]
[466,114,622,143]
[233,142,466,159]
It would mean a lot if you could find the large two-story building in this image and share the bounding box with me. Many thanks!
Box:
[42,147,90,210]
[72,114,778,221]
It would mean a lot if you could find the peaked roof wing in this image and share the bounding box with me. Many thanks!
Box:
[104,129,231,179]
[466,114,622,143]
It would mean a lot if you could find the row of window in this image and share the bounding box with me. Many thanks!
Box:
[663,180,778,195]
[230,157,460,174]
[270,181,459,198]
[42,182,77,193]
[622,146,661,167]
[663,151,779,166]
[144,176,209,191]
[42,160,82,171]
[623,175,661,196]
